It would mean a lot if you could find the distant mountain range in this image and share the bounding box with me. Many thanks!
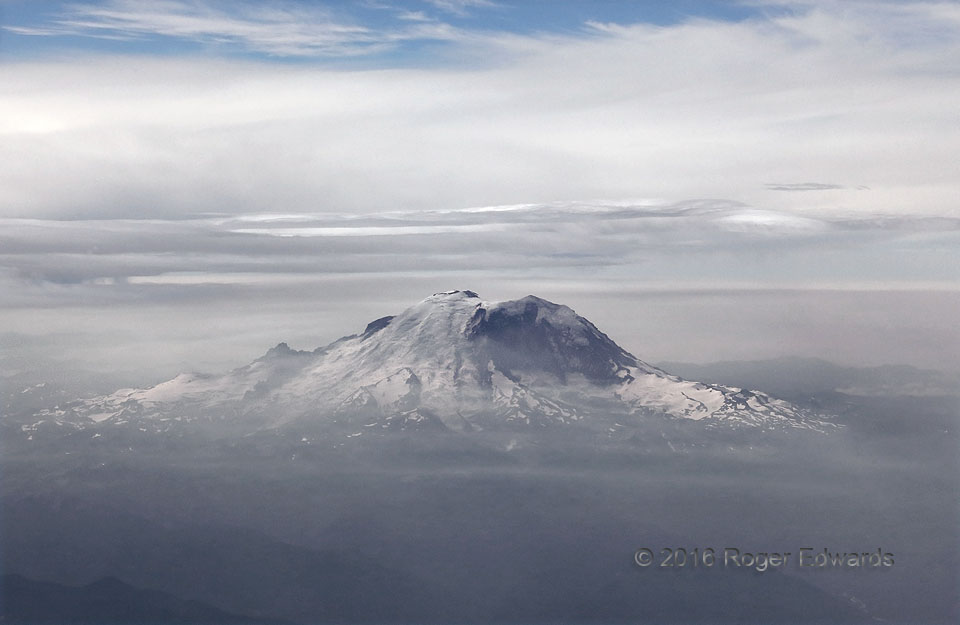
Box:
[657,357,960,399]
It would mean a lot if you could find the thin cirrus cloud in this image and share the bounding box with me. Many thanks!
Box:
[765,183,845,192]
[5,0,464,57]
[423,0,498,17]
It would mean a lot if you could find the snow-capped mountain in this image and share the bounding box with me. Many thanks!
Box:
[23,290,830,437]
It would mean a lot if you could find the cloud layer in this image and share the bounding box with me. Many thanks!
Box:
[2,1,959,220]
[2,202,958,379]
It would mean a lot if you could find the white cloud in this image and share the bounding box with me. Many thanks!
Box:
[228,224,512,237]
[765,183,844,191]
[1,2,958,222]
[7,0,462,56]
[424,0,498,18]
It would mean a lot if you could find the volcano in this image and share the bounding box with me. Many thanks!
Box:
[27,290,830,438]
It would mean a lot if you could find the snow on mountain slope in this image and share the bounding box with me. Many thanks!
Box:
[27,290,831,436]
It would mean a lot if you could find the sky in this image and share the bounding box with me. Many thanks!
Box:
[1,0,959,385]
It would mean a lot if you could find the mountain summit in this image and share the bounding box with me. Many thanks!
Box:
[28,291,829,438]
